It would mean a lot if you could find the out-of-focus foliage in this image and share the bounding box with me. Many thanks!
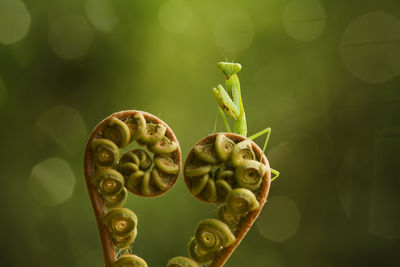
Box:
[1,0,400,266]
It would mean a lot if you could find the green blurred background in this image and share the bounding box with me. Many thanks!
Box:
[1,0,400,266]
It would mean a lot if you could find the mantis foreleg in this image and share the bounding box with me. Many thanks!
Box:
[213,85,240,120]
[219,107,232,133]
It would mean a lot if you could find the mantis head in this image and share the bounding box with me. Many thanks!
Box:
[218,62,242,78]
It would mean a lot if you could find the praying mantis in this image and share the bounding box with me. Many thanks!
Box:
[213,62,280,181]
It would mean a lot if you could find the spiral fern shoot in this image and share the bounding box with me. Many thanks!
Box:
[83,110,181,266]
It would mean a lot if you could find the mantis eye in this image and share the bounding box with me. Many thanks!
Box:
[232,63,242,73]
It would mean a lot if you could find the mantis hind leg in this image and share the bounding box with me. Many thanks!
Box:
[248,127,280,182]
[271,169,280,182]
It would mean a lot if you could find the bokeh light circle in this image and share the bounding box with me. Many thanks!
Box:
[0,0,31,44]
[341,12,400,84]
[158,0,192,34]
[283,0,326,42]
[48,14,93,60]
[213,11,254,54]
[29,157,76,206]
[36,106,87,155]
[257,195,301,242]
[84,0,118,33]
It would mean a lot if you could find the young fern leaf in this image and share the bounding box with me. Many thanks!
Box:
[235,160,266,191]
[183,133,272,267]
[188,237,219,263]
[103,188,128,209]
[103,117,131,148]
[110,254,148,267]
[194,219,235,251]
[83,110,181,267]
[215,134,235,161]
[225,188,260,215]
[167,256,199,267]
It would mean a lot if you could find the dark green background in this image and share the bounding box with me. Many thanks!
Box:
[1,0,400,266]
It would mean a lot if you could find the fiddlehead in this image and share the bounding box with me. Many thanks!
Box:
[182,132,271,266]
[83,110,181,266]
[139,123,166,144]
[125,113,146,141]
[120,149,153,171]
[103,188,128,209]
[97,169,125,197]
[92,138,120,167]
[110,254,148,267]
[154,154,180,174]
[231,140,256,167]
[225,188,259,216]
[193,144,220,164]
[188,237,219,263]
[102,208,138,238]
[148,136,179,154]
[167,256,199,267]
[184,133,267,204]
[235,160,266,190]
[103,117,131,148]
[216,204,241,229]
[215,134,235,161]
[194,219,235,251]
[184,163,212,177]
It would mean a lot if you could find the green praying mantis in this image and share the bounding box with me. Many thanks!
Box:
[213,62,280,181]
